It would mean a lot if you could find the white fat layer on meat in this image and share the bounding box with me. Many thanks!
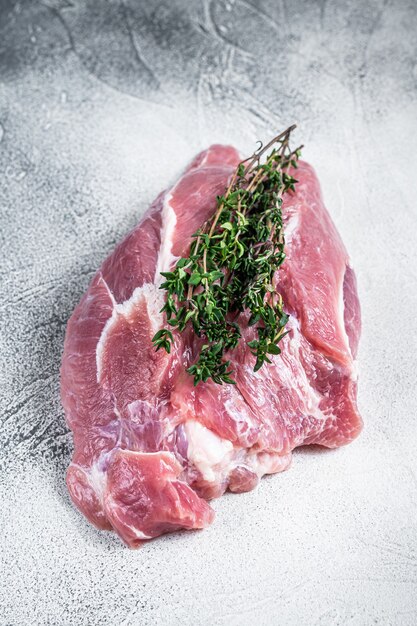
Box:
[88,460,107,502]
[183,423,292,483]
[154,192,178,286]
[198,149,209,168]
[71,460,107,505]
[284,213,299,245]
[247,451,292,477]
[115,449,178,463]
[99,273,117,307]
[184,420,233,483]
[142,283,165,334]
[96,283,164,383]
[125,524,152,541]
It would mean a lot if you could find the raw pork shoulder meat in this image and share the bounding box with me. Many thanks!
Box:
[61,145,362,547]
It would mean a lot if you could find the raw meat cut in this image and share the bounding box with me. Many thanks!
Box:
[61,144,362,547]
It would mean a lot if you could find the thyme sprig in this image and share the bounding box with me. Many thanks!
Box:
[152,125,303,385]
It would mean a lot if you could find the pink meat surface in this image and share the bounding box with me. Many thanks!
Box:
[61,145,362,547]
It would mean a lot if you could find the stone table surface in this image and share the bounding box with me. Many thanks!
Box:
[1,1,417,624]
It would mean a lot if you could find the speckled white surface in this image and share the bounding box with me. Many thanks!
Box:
[1,1,417,624]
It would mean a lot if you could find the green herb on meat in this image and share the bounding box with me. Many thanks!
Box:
[152,125,303,385]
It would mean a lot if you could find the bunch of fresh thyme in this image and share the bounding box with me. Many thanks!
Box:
[152,125,303,385]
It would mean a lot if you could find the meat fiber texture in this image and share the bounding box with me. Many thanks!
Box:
[61,145,362,547]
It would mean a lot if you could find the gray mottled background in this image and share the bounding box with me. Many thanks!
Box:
[1,0,417,624]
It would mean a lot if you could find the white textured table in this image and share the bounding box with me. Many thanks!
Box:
[1,1,416,624]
